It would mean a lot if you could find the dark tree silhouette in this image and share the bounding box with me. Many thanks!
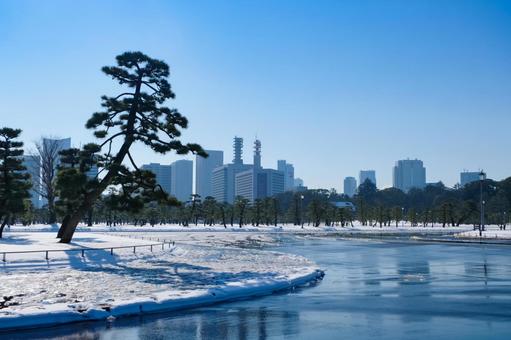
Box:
[235,196,249,228]
[0,128,31,238]
[58,51,206,243]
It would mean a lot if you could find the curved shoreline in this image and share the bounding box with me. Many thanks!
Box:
[0,266,324,332]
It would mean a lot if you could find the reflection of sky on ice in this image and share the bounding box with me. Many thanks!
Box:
[6,235,511,339]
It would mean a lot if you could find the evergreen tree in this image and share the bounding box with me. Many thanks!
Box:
[0,128,31,238]
[235,196,249,228]
[58,51,206,243]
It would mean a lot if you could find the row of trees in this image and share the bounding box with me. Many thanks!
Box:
[7,174,510,232]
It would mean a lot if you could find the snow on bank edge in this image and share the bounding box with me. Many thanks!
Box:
[0,268,324,331]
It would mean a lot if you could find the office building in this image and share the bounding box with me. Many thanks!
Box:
[460,171,480,187]
[393,159,426,192]
[294,178,304,187]
[343,176,357,197]
[359,170,376,187]
[235,140,284,203]
[22,155,41,208]
[170,160,193,202]
[212,137,251,204]
[42,137,71,164]
[196,150,223,198]
[141,163,172,194]
[277,160,295,192]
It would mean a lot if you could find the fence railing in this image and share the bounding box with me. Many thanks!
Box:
[1,239,176,263]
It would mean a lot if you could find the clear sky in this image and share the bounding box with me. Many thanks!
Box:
[1,0,510,190]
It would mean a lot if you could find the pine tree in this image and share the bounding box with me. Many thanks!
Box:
[0,128,31,238]
[58,52,206,243]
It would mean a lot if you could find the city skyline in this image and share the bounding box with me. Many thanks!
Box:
[2,0,510,190]
[22,134,497,199]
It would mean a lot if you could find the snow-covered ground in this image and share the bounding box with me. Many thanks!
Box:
[456,225,511,240]
[0,231,323,331]
[6,222,475,235]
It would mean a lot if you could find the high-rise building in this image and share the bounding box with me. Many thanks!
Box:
[294,178,304,187]
[359,170,376,188]
[233,136,243,165]
[196,150,223,198]
[22,155,41,208]
[40,137,71,207]
[235,140,284,203]
[460,171,481,187]
[277,160,295,192]
[236,169,285,203]
[212,137,251,204]
[170,160,193,202]
[393,159,426,192]
[141,163,172,194]
[343,176,357,197]
[43,137,71,165]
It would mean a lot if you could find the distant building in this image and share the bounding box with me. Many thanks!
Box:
[235,140,284,203]
[141,163,172,194]
[196,150,223,198]
[460,171,481,187]
[359,170,376,188]
[343,176,357,197]
[40,137,71,207]
[170,160,193,202]
[277,160,295,192]
[43,137,71,165]
[233,136,243,165]
[235,168,284,203]
[22,155,41,208]
[212,137,251,204]
[332,201,356,211]
[294,178,304,187]
[393,159,426,192]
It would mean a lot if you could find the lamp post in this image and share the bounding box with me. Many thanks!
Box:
[401,207,405,227]
[479,171,486,237]
[300,195,305,229]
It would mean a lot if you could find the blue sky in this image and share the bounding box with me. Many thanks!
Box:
[1,0,510,190]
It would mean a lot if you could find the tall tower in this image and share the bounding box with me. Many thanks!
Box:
[233,137,243,165]
[253,139,261,169]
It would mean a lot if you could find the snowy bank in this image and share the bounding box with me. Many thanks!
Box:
[456,225,511,240]
[0,232,323,331]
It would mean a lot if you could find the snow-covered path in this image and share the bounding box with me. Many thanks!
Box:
[0,232,322,331]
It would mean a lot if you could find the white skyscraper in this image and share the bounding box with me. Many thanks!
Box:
[393,159,426,192]
[171,160,193,202]
[343,176,357,197]
[359,170,376,188]
[196,150,223,198]
[212,137,251,204]
[141,163,172,194]
[277,160,295,192]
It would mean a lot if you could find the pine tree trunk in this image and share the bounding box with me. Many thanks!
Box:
[0,215,9,239]
[87,208,93,227]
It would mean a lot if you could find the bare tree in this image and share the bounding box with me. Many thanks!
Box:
[31,137,68,224]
